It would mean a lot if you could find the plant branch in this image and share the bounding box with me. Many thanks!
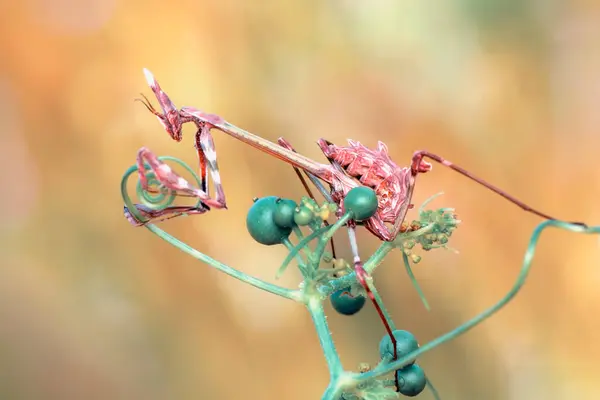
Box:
[147,224,301,301]
[351,220,600,382]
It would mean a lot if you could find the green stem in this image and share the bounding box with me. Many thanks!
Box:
[293,225,305,240]
[419,192,444,214]
[402,252,430,310]
[351,220,600,382]
[281,238,309,278]
[363,240,395,274]
[292,225,312,258]
[314,212,353,260]
[321,380,344,400]
[426,377,441,400]
[276,225,333,279]
[321,273,356,295]
[306,297,343,379]
[147,224,300,301]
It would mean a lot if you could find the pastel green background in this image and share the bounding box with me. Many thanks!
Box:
[1,1,599,399]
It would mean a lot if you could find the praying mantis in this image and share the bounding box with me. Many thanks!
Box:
[123,67,584,367]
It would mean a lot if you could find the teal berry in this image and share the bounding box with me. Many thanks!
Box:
[246,197,293,245]
[330,288,366,315]
[379,330,419,365]
[395,364,426,396]
[293,205,314,226]
[273,198,298,228]
[344,186,378,221]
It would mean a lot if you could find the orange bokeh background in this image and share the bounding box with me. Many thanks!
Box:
[1,1,599,399]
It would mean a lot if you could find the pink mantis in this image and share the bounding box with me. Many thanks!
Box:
[124,68,584,364]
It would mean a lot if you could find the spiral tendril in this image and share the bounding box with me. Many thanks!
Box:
[121,156,203,225]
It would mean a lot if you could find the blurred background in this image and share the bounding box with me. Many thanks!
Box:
[1,0,599,399]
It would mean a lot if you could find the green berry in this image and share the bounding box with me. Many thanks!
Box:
[379,330,419,365]
[246,196,292,245]
[344,186,378,221]
[273,198,298,228]
[330,288,366,315]
[396,364,426,396]
[293,205,314,226]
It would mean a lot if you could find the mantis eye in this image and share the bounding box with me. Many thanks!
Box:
[344,186,378,222]
[329,288,366,316]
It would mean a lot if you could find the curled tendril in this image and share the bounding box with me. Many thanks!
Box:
[136,167,176,209]
[121,156,203,225]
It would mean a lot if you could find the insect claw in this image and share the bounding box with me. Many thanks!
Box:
[416,159,433,173]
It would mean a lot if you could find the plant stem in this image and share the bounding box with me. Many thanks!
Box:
[426,377,442,400]
[402,252,430,310]
[282,238,309,278]
[351,220,600,382]
[146,224,301,301]
[306,297,343,379]
[314,212,352,259]
[277,225,333,280]
[363,240,395,274]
